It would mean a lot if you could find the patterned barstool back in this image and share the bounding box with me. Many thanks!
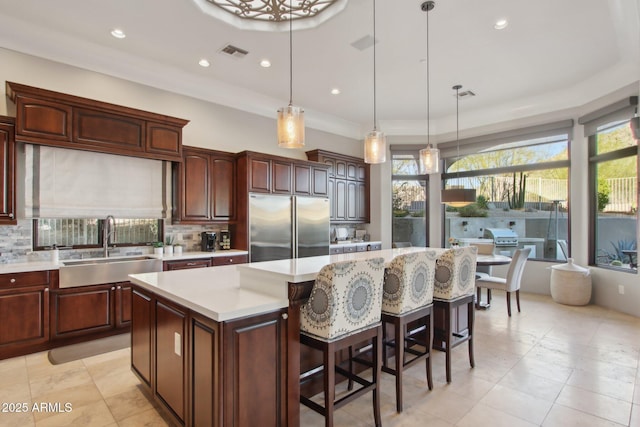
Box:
[433,246,478,300]
[382,251,438,315]
[300,257,386,340]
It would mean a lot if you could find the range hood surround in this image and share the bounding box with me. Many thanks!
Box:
[20,144,169,219]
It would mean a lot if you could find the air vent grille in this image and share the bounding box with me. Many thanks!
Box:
[219,44,249,58]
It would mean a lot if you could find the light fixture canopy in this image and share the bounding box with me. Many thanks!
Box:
[364,0,386,164]
[419,0,439,174]
[442,84,476,207]
[276,3,305,149]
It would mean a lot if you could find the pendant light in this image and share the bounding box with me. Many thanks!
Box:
[441,84,476,207]
[277,0,305,148]
[364,0,386,164]
[419,1,440,174]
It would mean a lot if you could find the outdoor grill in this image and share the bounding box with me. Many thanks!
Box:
[483,228,518,247]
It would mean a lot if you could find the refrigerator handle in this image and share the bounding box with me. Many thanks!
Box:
[292,196,298,258]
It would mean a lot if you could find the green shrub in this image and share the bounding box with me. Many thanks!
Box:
[393,209,410,217]
[475,195,489,210]
[457,204,488,217]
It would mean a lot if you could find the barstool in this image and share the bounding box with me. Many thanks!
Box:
[299,257,386,427]
[380,250,437,413]
[432,246,478,383]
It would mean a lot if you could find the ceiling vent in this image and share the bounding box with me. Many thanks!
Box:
[456,90,476,99]
[219,44,249,59]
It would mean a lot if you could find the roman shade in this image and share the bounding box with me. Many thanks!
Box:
[579,96,638,137]
[23,145,167,218]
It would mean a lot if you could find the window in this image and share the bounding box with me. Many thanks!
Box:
[589,121,637,271]
[439,121,572,261]
[391,149,429,247]
[34,218,163,250]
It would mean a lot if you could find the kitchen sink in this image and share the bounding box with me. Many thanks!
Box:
[59,256,163,288]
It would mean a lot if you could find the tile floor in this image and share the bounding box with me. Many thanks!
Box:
[1,292,639,427]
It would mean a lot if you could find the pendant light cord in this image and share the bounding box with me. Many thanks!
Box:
[373,0,377,131]
[426,5,430,147]
[288,0,293,106]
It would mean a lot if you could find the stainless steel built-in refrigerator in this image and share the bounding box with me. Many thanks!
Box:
[249,194,330,262]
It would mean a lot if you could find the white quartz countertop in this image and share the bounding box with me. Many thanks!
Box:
[128,247,436,321]
[129,265,288,322]
[0,250,248,275]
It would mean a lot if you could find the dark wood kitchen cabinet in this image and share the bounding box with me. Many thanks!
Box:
[306,149,370,223]
[173,146,235,224]
[130,283,287,427]
[50,282,132,339]
[163,258,212,270]
[6,82,188,162]
[0,116,16,225]
[0,270,51,359]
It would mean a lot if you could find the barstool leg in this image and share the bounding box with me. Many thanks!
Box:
[347,346,354,391]
[426,312,433,390]
[394,319,404,412]
[373,331,382,427]
[467,299,475,368]
[324,347,336,427]
[445,304,452,383]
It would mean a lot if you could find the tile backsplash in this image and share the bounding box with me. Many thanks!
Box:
[0,220,228,264]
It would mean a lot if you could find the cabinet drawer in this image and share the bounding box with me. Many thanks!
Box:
[329,246,344,255]
[370,243,382,251]
[0,270,50,289]
[211,254,248,266]
[164,259,212,271]
[343,245,357,253]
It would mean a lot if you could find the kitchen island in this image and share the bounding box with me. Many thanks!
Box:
[128,247,429,427]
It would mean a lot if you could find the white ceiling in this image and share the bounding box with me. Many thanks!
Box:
[0,0,638,139]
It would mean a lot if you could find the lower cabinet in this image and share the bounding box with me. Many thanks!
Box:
[211,254,248,266]
[130,285,287,427]
[163,258,212,271]
[0,280,50,358]
[51,282,132,340]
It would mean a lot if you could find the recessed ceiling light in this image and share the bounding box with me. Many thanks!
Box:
[110,28,126,39]
[494,19,508,30]
[331,88,341,95]
[198,59,211,67]
[260,59,271,68]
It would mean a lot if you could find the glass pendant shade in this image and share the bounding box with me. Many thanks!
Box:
[277,105,305,148]
[419,145,439,174]
[441,187,476,207]
[364,130,386,164]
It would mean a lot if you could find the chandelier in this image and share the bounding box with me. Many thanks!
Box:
[205,0,342,22]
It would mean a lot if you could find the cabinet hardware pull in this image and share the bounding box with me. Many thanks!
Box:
[117,286,121,290]
[8,213,14,219]
[10,278,16,283]
[282,313,288,320]
[186,262,197,266]
[44,288,49,292]
[111,287,116,291]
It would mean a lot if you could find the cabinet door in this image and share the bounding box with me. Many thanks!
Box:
[357,164,367,182]
[191,314,220,427]
[312,166,329,196]
[272,160,292,193]
[131,289,152,385]
[163,258,212,271]
[14,96,72,143]
[0,118,16,224]
[146,122,181,159]
[346,181,358,221]
[211,254,248,266]
[327,178,336,220]
[74,107,144,153]
[335,180,347,221]
[293,164,311,195]
[335,159,347,178]
[0,286,49,348]
[357,181,369,222]
[156,300,186,423]
[347,162,358,180]
[211,155,235,220]
[51,284,114,339]
[223,309,286,427]
[181,150,211,222]
[249,158,270,192]
[115,283,132,328]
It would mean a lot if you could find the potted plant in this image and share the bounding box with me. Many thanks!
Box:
[164,236,175,256]
[153,241,164,256]
[174,242,184,255]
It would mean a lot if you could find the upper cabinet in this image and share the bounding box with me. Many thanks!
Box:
[173,146,235,224]
[6,82,189,162]
[306,149,370,223]
[0,116,16,225]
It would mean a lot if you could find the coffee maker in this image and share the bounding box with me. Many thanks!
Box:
[201,232,217,252]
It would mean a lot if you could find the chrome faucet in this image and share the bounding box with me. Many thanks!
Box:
[103,215,116,257]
